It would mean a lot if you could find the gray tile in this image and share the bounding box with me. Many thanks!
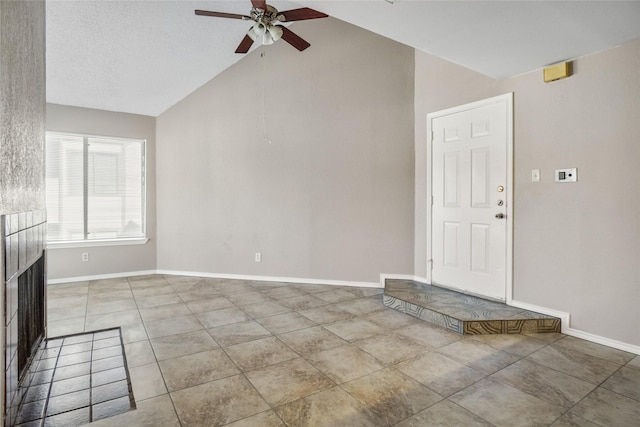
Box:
[396,352,485,397]
[208,320,272,347]
[124,340,156,367]
[245,358,333,406]
[554,336,635,365]
[323,318,384,342]
[241,301,291,318]
[50,375,90,396]
[86,300,140,318]
[150,329,219,361]
[261,286,307,300]
[92,395,133,421]
[279,326,347,355]
[450,377,565,427]
[225,337,299,371]
[279,294,328,310]
[568,387,640,427]
[627,355,640,370]
[85,309,142,331]
[196,307,250,329]
[363,309,419,330]
[84,394,180,427]
[120,323,148,344]
[135,292,183,308]
[255,312,316,334]
[307,344,384,384]
[551,412,602,427]
[298,305,354,324]
[131,285,175,297]
[139,302,191,322]
[314,289,359,303]
[47,317,86,337]
[468,333,548,357]
[171,375,269,426]
[144,314,203,339]
[393,322,461,349]
[341,368,442,425]
[600,366,640,401]
[437,339,521,374]
[491,359,596,410]
[48,305,87,322]
[353,333,429,366]
[227,291,277,306]
[185,296,234,314]
[335,298,386,316]
[527,344,621,385]
[159,349,240,392]
[396,400,492,427]
[276,386,382,427]
[129,362,167,401]
[224,411,284,427]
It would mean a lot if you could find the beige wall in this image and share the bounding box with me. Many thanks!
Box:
[500,40,640,345]
[0,0,46,422]
[414,40,640,346]
[156,18,415,282]
[46,104,157,279]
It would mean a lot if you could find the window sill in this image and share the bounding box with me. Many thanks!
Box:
[46,238,149,250]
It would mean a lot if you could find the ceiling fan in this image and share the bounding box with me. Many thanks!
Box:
[195,0,328,53]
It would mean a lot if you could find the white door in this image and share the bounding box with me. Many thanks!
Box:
[429,94,512,301]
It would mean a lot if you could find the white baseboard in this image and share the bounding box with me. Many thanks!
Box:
[510,300,639,355]
[563,327,640,355]
[157,270,380,288]
[47,270,157,284]
[49,269,380,289]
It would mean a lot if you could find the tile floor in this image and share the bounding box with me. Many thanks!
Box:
[15,328,135,426]
[43,274,640,427]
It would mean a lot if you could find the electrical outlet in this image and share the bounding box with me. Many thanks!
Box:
[81,252,89,262]
[255,252,262,263]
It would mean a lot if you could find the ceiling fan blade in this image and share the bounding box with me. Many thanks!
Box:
[235,34,255,54]
[251,0,267,11]
[195,10,250,20]
[279,26,311,51]
[278,7,328,22]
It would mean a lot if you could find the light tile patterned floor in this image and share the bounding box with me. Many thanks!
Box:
[43,275,640,427]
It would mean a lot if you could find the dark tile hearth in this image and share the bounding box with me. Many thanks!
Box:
[15,328,135,427]
[383,279,561,335]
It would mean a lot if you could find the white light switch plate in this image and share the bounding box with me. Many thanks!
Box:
[531,169,540,182]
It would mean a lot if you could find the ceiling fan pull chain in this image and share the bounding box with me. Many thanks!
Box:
[261,49,272,145]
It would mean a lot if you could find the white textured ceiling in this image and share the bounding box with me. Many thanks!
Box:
[46,1,640,116]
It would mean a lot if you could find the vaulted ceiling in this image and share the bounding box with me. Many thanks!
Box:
[46,1,640,116]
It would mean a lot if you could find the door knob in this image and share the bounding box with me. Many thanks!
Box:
[495,213,505,219]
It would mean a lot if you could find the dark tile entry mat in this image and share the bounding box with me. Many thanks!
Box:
[15,328,135,426]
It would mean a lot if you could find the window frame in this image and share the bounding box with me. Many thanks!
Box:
[45,131,148,249]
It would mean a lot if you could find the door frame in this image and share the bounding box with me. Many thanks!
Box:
[426,93,514,303]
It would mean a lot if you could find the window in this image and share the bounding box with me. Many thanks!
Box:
[45,132,146,243]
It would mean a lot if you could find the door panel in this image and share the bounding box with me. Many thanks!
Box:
[431,98,509,300]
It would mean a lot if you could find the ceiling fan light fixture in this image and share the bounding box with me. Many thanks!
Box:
[252,21,267,36]
[267,25,283,42]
